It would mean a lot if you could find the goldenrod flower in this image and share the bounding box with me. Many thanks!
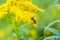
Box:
[0,0,44,26]
[0,5,8,19]
[0,11,3,19]
[0,0,46,40]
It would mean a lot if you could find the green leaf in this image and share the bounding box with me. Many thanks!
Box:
[47,27,60,35]
[43,36,60,40]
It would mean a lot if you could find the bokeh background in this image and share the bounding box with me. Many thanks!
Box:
[0,0,60,40]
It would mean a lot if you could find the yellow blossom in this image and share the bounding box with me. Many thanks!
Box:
[0,0,44,26]
[0,11,3,19]
[6,0,16,5]
[9,6,17,13]
[20,1,45,13]
[0,5,8,19]
[15,10,24,21]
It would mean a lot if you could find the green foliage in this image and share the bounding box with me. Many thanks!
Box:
[0,0,60,40]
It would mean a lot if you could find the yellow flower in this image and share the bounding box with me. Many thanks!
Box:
[0,11,3,19]
[6,0,16,5]
[20,1,45,13]
[9,6,16,13]
[0,0,45,25]
[22,11,37,24]
[0,5,8,19]
[14,0,45,13]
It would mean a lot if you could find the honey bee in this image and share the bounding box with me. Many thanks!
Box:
[31,17,36,24]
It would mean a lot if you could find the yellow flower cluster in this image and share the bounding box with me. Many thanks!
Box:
[0,0,44,27]
[0,4,8,19]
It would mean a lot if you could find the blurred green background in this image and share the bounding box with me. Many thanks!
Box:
[0,0,60,40]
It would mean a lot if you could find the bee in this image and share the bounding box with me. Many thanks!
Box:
[31,17,36,24]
